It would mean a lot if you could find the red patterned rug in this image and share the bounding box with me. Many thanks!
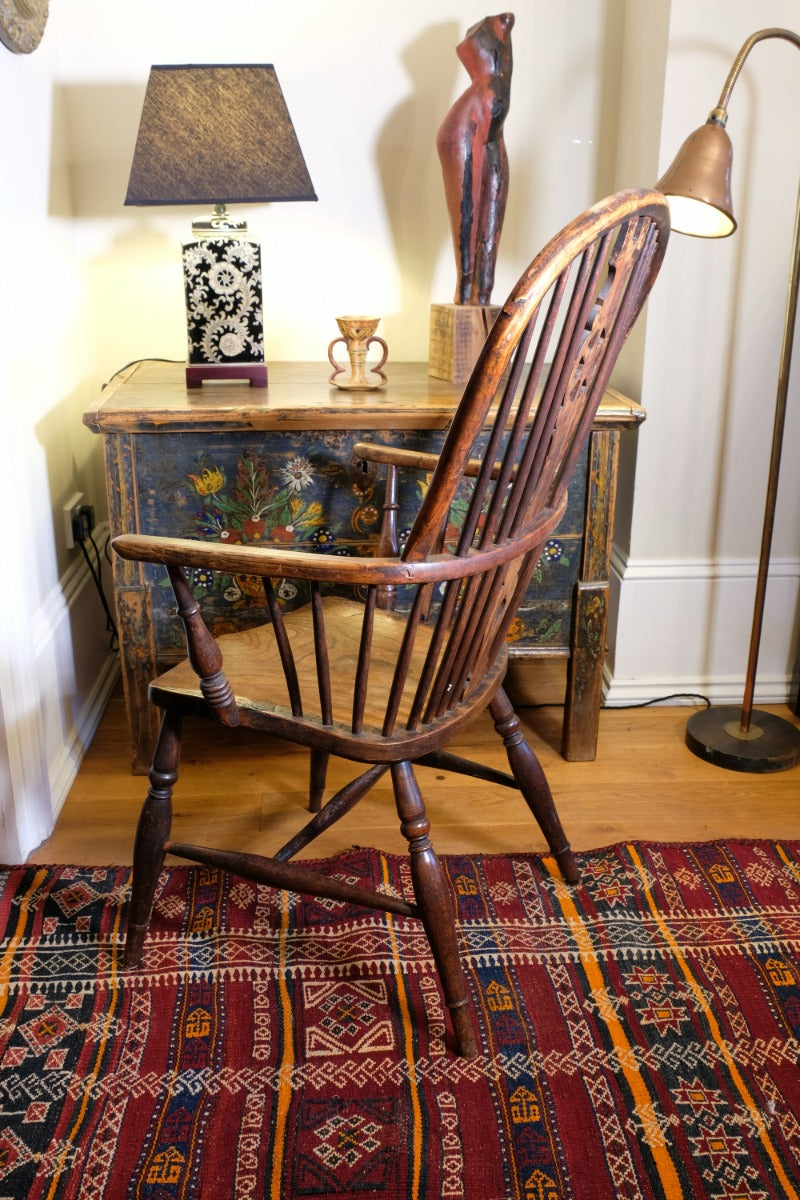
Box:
[3,841,800,1198]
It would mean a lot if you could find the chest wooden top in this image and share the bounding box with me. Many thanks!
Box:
[84,359,644,435]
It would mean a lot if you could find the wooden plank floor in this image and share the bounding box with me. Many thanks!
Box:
[28,688,800,866]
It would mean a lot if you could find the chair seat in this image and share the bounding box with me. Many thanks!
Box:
[150,595,507,752]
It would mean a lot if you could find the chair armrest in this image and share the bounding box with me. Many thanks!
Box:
[112,533,458,586]
[354,442,444,474]
[354,441,504,480]
[113,498,565,585]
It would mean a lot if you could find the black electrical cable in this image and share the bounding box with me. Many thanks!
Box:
[523,692,711,712]
[78,531,119,652]
[102,357,183,389]
[606,692,711,711]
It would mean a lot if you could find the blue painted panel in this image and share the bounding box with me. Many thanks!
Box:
[131,429,585,661]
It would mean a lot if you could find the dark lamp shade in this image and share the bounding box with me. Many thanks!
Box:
[125,64,317,207]
[656,120,736,238]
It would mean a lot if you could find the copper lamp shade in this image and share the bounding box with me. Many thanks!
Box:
[656,120,736,238]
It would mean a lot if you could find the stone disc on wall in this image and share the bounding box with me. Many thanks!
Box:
[0,0,49,54]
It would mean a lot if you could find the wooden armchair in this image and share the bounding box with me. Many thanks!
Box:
[112,189,669,1058]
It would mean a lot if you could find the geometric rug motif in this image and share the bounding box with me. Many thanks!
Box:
[2,841,800,1197]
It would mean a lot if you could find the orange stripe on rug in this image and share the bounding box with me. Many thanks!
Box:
[776,841,800,887]
[627,842,800,1200]
[379,851,423,1200]
[0,867,47,1020]
[545,855,684,1198]
[270,889,295,1200]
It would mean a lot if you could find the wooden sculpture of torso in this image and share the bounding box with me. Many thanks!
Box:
[436,12,514,306]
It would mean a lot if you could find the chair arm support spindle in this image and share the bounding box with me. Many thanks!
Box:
[166,565,239,726]
[376,463,399,611]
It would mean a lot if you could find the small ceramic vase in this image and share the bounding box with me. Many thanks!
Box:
[328,316,388,390]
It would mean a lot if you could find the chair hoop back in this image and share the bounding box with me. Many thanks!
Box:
[396,189,669,725]
[405,189,669,562]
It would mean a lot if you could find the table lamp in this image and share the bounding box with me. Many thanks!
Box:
[125,64,317,388]
[656,27,800,772]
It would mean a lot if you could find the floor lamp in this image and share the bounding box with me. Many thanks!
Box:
[656,27,800,773]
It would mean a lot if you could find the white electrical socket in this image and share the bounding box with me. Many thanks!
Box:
[63,491,84,550]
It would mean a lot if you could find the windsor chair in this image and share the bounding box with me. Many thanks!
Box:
[113,188,670,1057]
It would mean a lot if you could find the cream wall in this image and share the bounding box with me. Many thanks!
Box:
[52,0,609,371]
[1,0,798,859]
[608,0,800,705]
[1,26,117,860]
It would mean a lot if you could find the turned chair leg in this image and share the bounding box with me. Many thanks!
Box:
[309,748,329,813]
[392,760,478,1058]
[125,708,182,968]
[489,688,580,885]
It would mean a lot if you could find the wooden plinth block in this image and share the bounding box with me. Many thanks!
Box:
[428,303,499,383]
[185,363,268,388]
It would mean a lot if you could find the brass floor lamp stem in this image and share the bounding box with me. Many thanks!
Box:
[740,176,800,733]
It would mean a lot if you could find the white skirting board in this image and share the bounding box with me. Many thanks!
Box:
[605,547,800,707]
[4,524,120,860]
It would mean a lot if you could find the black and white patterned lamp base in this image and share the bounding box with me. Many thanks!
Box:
[182,238,268,388]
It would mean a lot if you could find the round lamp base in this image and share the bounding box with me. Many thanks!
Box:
[685,706,800,774]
